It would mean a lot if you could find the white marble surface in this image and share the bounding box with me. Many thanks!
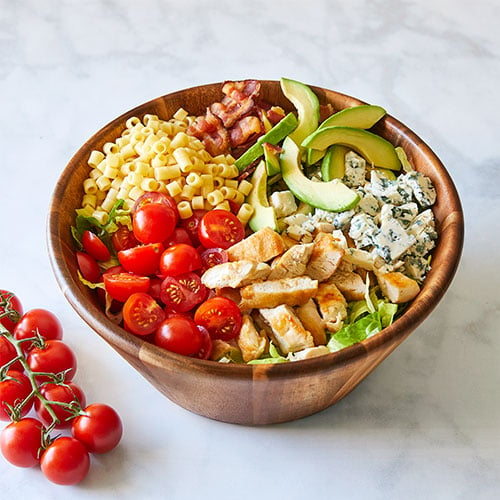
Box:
[0,0,498,498]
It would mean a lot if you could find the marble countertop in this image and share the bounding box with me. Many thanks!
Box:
[0,0,498,498]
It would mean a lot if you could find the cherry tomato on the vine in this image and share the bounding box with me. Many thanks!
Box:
[0,370,34,421]
[122,292,165,336]
[0,290,23,333]
[72,403,123,454]
[159,243,202,276]
[118,243,164,275]
[194,296,242,340]
[198,210,245,249]
[103,272,150,303]
[160,272,207,313]
[27,340,77,384]
[40,436,90,486]
[13,308,63,348]
[35,382,86,428]
[76,251,101,282]
[0,336,23,371]
[0,417,44,468]
[82,230,111,261]
[154,316,204,356]
[133,203,177,244]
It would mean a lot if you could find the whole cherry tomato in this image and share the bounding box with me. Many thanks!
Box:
[27,340,77,384]
[133,191,179,221]
[0,336,23,371]
[0,417,44,468]
[14,308,63,349]
[0,370,34,421]
[159,243,202,276]
[133,203,177,244]
[40,436,90,485]
[179,209,207,247]
[0,290,23,333]
[72,403,123,454]
[35,382,86,428]
[154,316,204,356]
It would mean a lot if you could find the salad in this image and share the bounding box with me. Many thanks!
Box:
[72,78,437,364]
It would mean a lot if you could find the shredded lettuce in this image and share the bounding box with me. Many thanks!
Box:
[248,342,287,364]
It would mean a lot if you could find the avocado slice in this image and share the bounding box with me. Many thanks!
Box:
[247,160,278,232]
[263,142,281,176]
[302,126,402,171]
[234,112,298,171]
[280,137,359,212]
[280,78,320,147]
[321,145,349,181]
[307,104,387,165]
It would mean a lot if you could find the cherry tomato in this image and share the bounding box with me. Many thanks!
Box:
[194,325,213,360]
[118,243,164,275]
[154,316,204,356]
[35,382,86,428]
[122,293,165,336]
[81,230,111,261]
[0,418,44,468]
[111,224,139,252]
[160,272,207,313]
[179,209,207,246]
[14,308,63,349]
[199,247,228,274]
[133,191,179,220]
[0,370,33,421]
[159,243,202,276]
[40,436,90,486]
[194,296,242,340]
[76,251,101,282]
[103,272,150,303]
[0,290,23,332]
[27,340,77,384]
[198,210,245,249]
[71,403,123,454]
[164,227,193,247]
[0,336,23,371]
[133,203,177,244]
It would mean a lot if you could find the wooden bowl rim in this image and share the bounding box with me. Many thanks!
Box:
[47,80,464,379]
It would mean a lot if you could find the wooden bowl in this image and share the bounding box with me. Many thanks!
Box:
[47,81,464,425]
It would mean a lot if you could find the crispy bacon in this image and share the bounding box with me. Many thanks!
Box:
[222,80,260,102]
[187,109,229,156]
[210,97,255,128]
[229,116,263,148]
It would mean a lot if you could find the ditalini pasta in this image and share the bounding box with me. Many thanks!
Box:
[78,109,254,224]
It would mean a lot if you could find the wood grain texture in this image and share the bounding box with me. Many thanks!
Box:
[47,81,464,425]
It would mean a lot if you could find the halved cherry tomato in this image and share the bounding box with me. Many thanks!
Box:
[179,209,207,246]
[198,210,245,249]
[164,227,193,247]
[133,191,179,221]
[159,244,202,276]
[112,224,139,252]
[0,290,23,333]
[133,203,177,244]
[76,251,101,282]
[154,316,203,356]
[194,296,242,340]
[118,243,164,275]
[82,230,111,261]
[123,292,165,336]
[103,273,150,303]
[193,325,213,360]
[160,272,207,313]
[199,248,228,274]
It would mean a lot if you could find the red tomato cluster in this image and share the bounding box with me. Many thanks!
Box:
[0,290,123,486]
[77,192,245,359]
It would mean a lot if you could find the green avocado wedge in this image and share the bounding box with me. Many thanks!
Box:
[321,145,349,181]
[302,126,402,171]
[247,160,278,232]
[263,142,281,176]
[280,78,320,147]
[306,104,387,165]
[280,137,360,212]
[234,112,298,171]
